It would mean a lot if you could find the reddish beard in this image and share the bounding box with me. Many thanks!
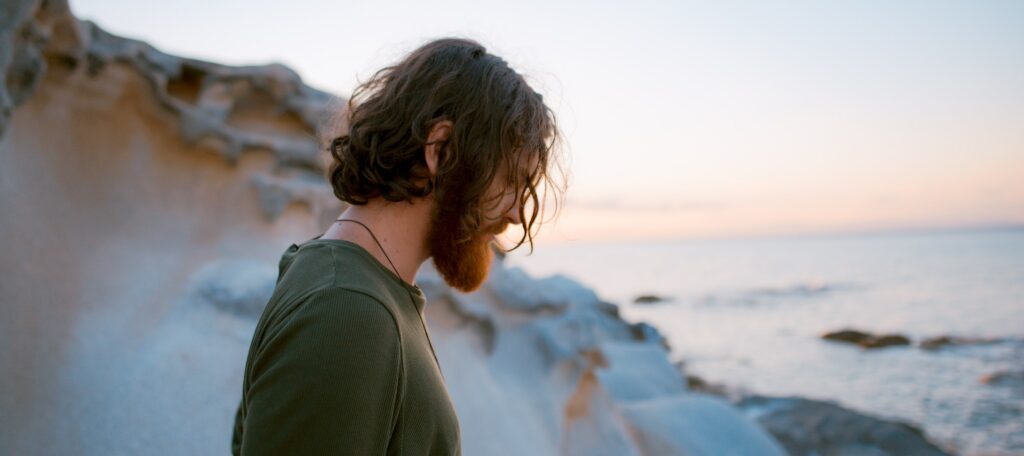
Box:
[427,195,505,293]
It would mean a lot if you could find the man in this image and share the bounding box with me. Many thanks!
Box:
[231,37,566,455]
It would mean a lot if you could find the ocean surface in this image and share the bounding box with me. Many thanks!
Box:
[505,228,1024,456]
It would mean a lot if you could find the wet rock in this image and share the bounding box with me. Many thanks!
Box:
[736,395,952,456]
[864,334,911,349]
[823,329,874,345]
[822,329,911,349]
[633,294,668,304]
[919,335,1011,350]
[628,321,671,351]
[919,336,956,350]
[684,374,733,398]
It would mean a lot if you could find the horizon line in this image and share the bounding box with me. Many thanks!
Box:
[521,222,1024,248]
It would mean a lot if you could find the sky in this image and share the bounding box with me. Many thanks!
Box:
[72,0,1024,244]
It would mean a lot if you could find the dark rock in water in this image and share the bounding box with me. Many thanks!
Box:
[736,395,952,456]
[685,374,733,398]
[822,329,911,349]
[633,294,668,304]
[863,334,911,349]
[919,335,1011,350]
[979,370,1024,389]
[629,321,672,351]
[919,336,956,350]
[823,329,874,345]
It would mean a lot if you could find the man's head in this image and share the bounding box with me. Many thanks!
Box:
[324,37,567,292]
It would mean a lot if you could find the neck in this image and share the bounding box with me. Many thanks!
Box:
[322,198,433,286]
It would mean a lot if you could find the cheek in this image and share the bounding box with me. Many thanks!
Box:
[479,191,505,218]
[487,192,516,222]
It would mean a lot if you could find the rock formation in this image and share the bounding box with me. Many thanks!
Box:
[736,396,951,456]
[0,1,785,454]
[822,329,912,349]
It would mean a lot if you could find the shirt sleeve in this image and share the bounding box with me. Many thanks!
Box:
[238,288,403,456]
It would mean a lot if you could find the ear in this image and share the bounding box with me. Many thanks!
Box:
[424,120,453,178]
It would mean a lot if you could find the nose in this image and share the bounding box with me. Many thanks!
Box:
[504,200,521,226]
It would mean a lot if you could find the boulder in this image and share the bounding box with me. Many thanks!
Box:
[822,329,874,345]
[736,395,952,456]
[822,329,911,349]
[633,294,668,304]
[918,335,1013,350]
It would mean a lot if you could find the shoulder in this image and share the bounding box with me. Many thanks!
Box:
[249,287,405,395]
[240,289,406,455]
[313,243,404,313]
[274,243,338,291]
[255,286,403,370]
[290,286,403,346]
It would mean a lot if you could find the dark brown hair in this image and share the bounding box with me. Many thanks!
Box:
[322,37,568,253]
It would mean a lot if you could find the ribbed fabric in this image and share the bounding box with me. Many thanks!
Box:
[232,237,461,455]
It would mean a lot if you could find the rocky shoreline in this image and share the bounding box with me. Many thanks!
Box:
[821,328,1021,352]
[682,369,954,456]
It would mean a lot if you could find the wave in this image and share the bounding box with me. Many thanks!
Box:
[693,281,861,307]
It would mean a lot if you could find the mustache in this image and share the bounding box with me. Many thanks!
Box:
[469,222,507,242]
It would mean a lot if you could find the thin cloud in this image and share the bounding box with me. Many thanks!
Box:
[567,196,734,212]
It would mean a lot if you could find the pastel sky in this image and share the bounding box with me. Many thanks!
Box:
[73,0,1024,244]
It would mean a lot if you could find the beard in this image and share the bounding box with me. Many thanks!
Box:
[426,193,505,293]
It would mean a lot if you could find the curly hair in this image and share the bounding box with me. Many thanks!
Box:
[321,37,568,254]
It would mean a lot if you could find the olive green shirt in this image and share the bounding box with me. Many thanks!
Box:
[231,235,461,455]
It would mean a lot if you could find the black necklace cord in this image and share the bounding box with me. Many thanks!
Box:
[334,218,404,283]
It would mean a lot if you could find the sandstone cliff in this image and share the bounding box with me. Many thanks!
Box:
[0,1,784,454]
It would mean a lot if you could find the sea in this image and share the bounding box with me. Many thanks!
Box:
[504,228,1024,456]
